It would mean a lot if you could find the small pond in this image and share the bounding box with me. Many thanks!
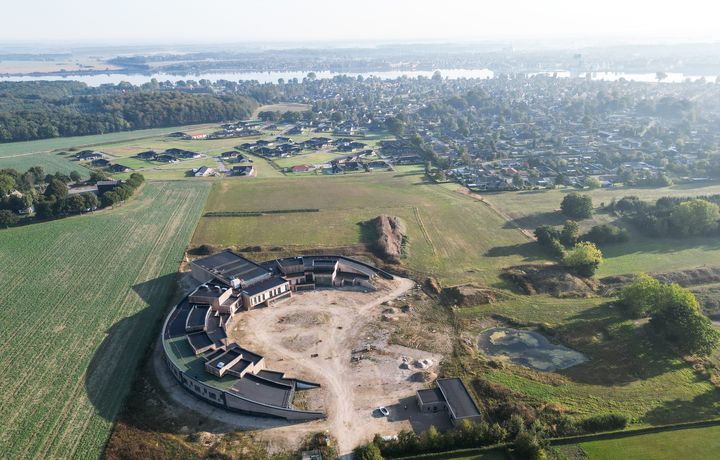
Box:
[478,327,587,371]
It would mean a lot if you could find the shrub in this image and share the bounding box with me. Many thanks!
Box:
[513,431,547,460]
[618,273,664,318]
[580,413,628,432]
[560,193,593,219]
[560,220,580,247]
[563,242,603,277]
[583,224,629,244]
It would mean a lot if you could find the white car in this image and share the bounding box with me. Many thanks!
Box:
[378,406,389,416]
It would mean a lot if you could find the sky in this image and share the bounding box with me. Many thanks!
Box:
[3,0,720,45]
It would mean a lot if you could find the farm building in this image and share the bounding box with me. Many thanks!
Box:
[416,378,482,426]
[162,251,394,420]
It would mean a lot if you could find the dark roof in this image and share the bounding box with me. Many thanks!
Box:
[417,388,444,404]
[230,374,293,407]
[436,378,481,420]
[187,332,213,352]
[192,284,228,299]
[186,305,210,330]
[193,250,271,286]
[242,276,287,297]
[165,298,192,339]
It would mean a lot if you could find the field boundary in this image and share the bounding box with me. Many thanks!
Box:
[204,209,320,217]
[413,206,436,255]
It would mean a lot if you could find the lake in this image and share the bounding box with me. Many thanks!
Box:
[0,68,494,86]
[1,68,716,87]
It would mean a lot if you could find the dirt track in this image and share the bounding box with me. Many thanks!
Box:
[231,277,441,454]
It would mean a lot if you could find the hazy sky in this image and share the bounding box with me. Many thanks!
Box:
[4,0,720,44]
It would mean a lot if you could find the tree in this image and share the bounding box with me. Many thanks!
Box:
[585,177,601,189]
[44,178,68,201]
[560,220,580,247]
[669,199,720,236]
[563,242,603,277]
[82,192,99,210]
[560,192,593,219]
[0,173,16,196]
[384,116,405,137]
[650,283,720,356]
[66,194,87,213]
[583,224,629,245]
[0,209,19,228]
[512,173,524,188]
[353,441,383,460]
[88,171,109,184]
[69,171,82,183]
[34,198,56,219]
[513,431,547,460]
[618,273,663,318]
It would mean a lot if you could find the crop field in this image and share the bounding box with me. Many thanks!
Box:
[0,181,210,459]
[565,425,720,459]
[192,170,542,286]
[480,183,720,276]
[0,151,91,176]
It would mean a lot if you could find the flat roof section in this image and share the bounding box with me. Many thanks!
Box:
[243,276,288,297]
[436,378,481,420]
[187,332,213,353]
[230,375,293,407]
[193,250,271,285]
[417,387,444,404]
[186,305,210,330]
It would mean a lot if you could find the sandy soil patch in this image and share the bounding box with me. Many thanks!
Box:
[229,277,443,454]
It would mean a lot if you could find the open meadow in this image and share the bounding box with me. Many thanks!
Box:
[563,424,720,459]
[0,181,210,459]
[192,170,542,286]
[480,183,720,276]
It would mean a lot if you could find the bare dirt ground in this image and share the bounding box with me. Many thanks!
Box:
[229,277,446,454]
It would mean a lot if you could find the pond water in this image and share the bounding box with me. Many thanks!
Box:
[478,327,587,372]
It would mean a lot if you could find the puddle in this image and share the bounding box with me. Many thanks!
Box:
[478,327,587,371]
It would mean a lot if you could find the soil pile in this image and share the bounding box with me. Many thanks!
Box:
[442,284,502,306]
[369,215,407,263]
[502,265,598,297]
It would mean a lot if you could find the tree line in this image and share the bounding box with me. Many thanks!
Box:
[0,81,258,143]
[610,195,720,237]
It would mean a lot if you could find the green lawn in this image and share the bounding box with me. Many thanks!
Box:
[0,151,91,177]
[0,181,211,460]
[481,183,720,275]
[0,123,220,157]
[192,171,542,286]
[573,425,720,459]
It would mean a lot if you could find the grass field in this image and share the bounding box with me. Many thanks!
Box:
[0,151,91,176]
[567,425,720,459]
[0,124,221,157]
[192,170,542,286]
[0,181,210,460]
[481,183,720,276]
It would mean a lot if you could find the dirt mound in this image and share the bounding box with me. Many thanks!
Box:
[409,371,436,382]
[442,284,503,306]
[368,215,407,263]
[424,277,442,295]
[502,265,598,298]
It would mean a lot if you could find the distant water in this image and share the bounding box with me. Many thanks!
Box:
[0,68,494,86]
[0,68,716,86]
